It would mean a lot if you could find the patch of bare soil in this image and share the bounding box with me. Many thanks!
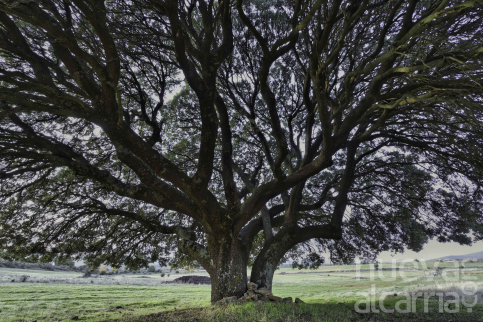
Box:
[170,275,211,284]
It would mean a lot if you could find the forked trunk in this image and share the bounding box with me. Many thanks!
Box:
[248,228,298,290]
[249,252,277,290]
[207,234,248,302]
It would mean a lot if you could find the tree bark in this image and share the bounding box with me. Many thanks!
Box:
[207,234,248,302]
[249,230,292,290]
[250,257,277,291]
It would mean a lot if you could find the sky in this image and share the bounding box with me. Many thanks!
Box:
[375,239,483,262]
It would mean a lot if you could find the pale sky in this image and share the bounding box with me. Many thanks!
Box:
[376,239,483,262]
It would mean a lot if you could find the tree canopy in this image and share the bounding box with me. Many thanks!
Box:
[0,0,482,301]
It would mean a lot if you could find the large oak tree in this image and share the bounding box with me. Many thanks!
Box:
[0,0,482,302]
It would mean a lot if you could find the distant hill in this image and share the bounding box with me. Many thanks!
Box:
[0,258,81,272]
[434,250,483,260]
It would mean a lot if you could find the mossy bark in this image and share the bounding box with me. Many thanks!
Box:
[249,234,287,290]
[207,234,247,302]
[250,259,277,290]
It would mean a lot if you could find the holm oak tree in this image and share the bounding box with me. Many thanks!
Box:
[0,0,483,302]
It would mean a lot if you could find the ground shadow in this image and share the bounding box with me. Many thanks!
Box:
[103,298,483,322]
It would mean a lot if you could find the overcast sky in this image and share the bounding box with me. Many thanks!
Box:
[376,239,483,262]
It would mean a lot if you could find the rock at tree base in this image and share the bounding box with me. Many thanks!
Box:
[258,294,269,301]
[268,294,282,302]
[172,275,211,284]
[254,287,272,296]
[247,282,257,290]
[216,282,302,305]
[225,296,238,303]
[216,296,238,304]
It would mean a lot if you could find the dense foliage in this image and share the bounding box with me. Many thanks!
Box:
[0,0,482,301]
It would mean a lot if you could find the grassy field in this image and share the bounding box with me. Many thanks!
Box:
[1,261,483,321]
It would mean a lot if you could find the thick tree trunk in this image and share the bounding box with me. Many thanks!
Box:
[207,234,248,302]
[249,230,293,290]
[249,241,281,290]
[250,258,277,290]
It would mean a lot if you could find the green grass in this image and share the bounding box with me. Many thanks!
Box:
[0,283,210,321]
[104,301,483,322]
[1,262,483,321]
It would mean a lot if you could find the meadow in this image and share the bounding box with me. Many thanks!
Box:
[1,261,483,321]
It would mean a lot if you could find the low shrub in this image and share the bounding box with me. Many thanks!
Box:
[99,265,108,275]
[19,275,29,282]
[39,263,55,271]
[0,260,16,268]
[83,267,91,278]
[161,273,165,277]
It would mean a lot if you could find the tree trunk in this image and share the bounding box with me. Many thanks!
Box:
[207,234,248,302]
[249,231,291,290]
[249,246,279,290]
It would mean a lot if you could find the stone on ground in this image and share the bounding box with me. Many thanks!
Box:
[268,294,282,302]
[214,281,303,305]
[254,287,272,296]
[216,296,238,304]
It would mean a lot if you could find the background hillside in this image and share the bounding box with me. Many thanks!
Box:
[433,250,483,260]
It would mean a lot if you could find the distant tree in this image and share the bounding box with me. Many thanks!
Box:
[82,266,91,278]
[0,0,482,302]
[55,256,75,268]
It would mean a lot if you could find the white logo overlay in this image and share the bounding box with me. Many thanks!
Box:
[352,259,480,314]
